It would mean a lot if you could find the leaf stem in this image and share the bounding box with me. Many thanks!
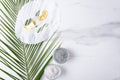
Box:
[22,44,30,80]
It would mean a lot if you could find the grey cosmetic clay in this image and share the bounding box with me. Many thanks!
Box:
[53,48,69,64]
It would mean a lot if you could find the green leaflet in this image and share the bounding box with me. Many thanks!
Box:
[37,23,48,33]
[25,18,32,26]
[35,10,40,16]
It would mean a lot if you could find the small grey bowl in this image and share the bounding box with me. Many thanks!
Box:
[53,48,69,64]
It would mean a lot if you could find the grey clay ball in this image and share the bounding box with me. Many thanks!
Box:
[53,48,69,64]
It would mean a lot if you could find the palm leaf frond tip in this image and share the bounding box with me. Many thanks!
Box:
[0,0,61,80]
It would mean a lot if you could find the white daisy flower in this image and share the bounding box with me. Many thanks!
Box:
[15,0,60,44]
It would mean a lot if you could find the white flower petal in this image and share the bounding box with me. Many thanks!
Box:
[15,0,60,44]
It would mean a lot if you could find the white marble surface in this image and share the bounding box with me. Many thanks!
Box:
[42,0,120,80]
[1,0,120,80]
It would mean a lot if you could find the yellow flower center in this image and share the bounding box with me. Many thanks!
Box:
[38,10,48,21]
[24,20,36,30]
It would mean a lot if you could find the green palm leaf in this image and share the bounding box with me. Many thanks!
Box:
[0,0,61,80]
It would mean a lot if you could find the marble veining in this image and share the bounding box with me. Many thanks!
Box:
[59,22,120,45]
